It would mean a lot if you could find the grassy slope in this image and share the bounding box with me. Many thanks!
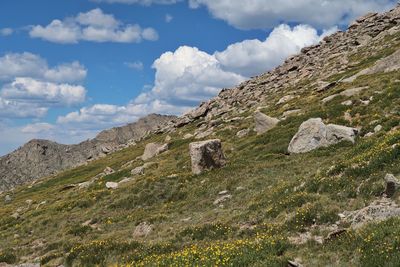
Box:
[0,35,400,267]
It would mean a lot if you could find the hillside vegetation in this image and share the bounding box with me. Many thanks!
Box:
[1,6,400,267]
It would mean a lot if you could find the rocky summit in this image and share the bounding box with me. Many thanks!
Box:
[0,5,400,267]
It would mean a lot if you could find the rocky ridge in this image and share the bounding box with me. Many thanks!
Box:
[0,114,175,191]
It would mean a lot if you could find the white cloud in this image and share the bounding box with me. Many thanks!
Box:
[0,52,87,83]
[29,8,159,44]
[51,23,331,132]
[21,122,55,134]
[0,98,48,118]
[0,28,13,36]
[165,14,173,23]
[189,0,396,29]
[125,61,144,70]
[92,0,181,5]
[215,24,337,77]
[1,77,86,106]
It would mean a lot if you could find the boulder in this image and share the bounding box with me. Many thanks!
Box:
[189,139,226,175]
[141,143,168,161]
[288,118,358,154]
[254,111,280,134]
[5,194,11,203]
[105,182,119,189]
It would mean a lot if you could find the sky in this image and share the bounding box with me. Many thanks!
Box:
[0,0,397,155]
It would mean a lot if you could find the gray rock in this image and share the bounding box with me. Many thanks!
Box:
[254,111,280,135]
[288,118,358,154]
[322,94,339,103]
[189,139,226,175]
[236,129,250,138]
[5,194,11,203]
[374,124,383,133]
[131,166,145,176]
[341,100,353,106]
[141,143,168,161]
[277,95,295,105]
[385,173,400,198]
[105,182,119,189]
[213,194,232,205]
[195,127,214,140]
[103,167,115,175]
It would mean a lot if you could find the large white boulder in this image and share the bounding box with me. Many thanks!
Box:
[189,139,226,175]
[288,118,358,154]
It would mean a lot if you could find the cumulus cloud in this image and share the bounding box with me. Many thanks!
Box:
[189,0,396,29]
[0,52,87,83]
[0,53,87,119]
[21,122,55,134]
[29,8,159,43]
[1,77,86,106]
[91,0,181,5]
[0,28,13,36]
[215,24,337,77]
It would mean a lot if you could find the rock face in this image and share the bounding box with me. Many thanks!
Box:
[254,111,280,134]
[141,143,168,161]
[0,114,175,191]
[189,139,226,175]
[288,118,358,154]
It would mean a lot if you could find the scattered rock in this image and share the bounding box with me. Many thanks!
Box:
[341,100,353,106]
[374,124,383,133]
[133,222,153,238]
[218,190,229,195]
[103,167,115,175]
[254,111,280,134]
[277,95,295,105]
[340,87,368,97]
[322,94,339,104]
[288,231,323,245]
[105,182,119,190]
[288,118,358,154]
[131,166,145,176]
[282,109,302,118]
[183,133,194,139]
[141,143,168,161]
[195,127,214,140]
[236,129,250,138]
[11,212,20,219]
[288,260,304,267]
[165,135,172,142]
[213,194,232,205]
[341,198,400,229]
[325,229,347,242]
[78,181,93,190]
[189,139,226,175]
[385,173,400,198]
[5,194,11,203]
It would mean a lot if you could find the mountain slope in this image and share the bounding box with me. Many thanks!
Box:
[0,114,176,192]
[0,5,400,267]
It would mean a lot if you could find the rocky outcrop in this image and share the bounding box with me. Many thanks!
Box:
[0,114,175,191]
[189,139,226,175]
[288,118,358,154]
[254,112,280,135]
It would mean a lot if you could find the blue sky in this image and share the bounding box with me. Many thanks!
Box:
[0,0,397,155]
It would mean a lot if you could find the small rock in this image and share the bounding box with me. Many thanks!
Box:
[254,111,280,135]
[277,95,295,105]
[131,166,145,176]
[142,143,168,161]
[133,222,153,238]
[374,124,383,133]
[218,190,229,195]
[195,127,214,139]
[103,167,115,175]
[236,129,250,138]
[341,100,353,106]
[183,133,194,139]
[119,177,133,185]
[213,194,232,205]
[11,212,20,219]
[165,135,172,142]
[5,194,12,203]
[322,94,339,103]
[288,260,304,267]
[385,173,400,198]
[364,132,375,138]
[106,182,119,190]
